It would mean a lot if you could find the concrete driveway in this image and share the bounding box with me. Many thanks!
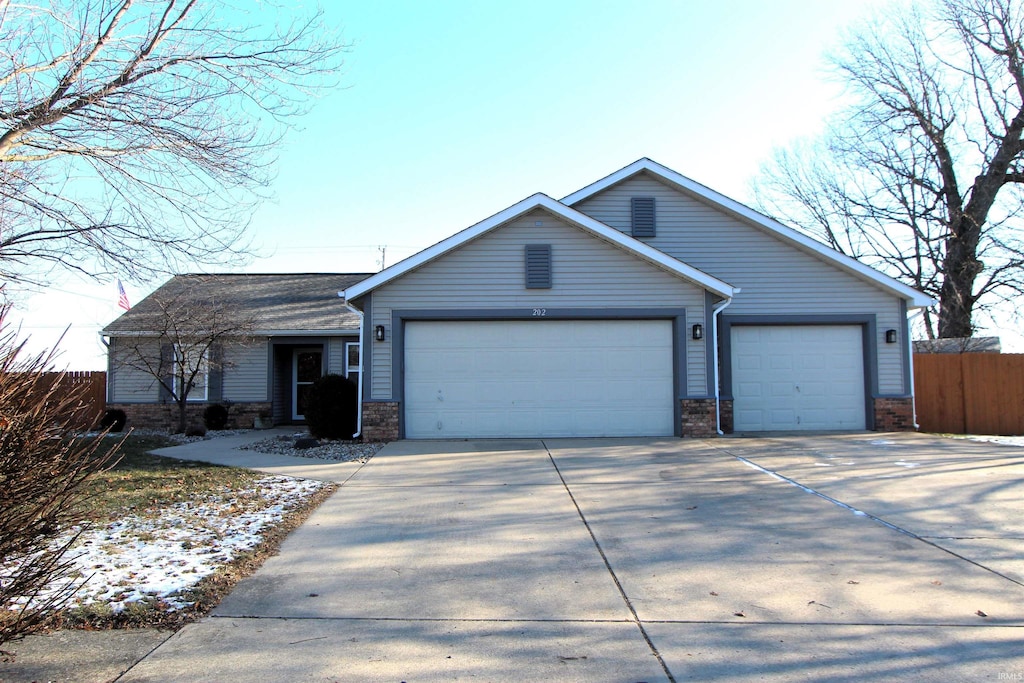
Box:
[118,433,1024,682]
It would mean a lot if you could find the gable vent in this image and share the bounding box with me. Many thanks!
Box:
[631,197,656,238]
[525,244,552,289]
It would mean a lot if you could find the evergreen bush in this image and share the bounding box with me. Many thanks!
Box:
[202,404,229,430]
[303,374,357,439]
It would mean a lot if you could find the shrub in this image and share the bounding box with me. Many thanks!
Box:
[303,374,357,439]
[99,408,127,433]
[185,424,207,438]
[0,308,122,652]
[202,404,229,431]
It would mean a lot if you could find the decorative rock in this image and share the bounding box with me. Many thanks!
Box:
[294,437,321,450]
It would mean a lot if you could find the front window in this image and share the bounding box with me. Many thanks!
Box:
[173,344,208,401]
[345,342,361,376]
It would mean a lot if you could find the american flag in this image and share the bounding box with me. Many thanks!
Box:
[117,280,131,311]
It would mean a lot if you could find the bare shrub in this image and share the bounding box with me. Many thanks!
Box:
[0,309,122,655]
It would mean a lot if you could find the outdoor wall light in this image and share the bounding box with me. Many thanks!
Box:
[692,323,704,341]
[374,325,386,342]
[885,329,897,344]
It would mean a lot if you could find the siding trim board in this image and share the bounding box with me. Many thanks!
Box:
[360,293,374,404]
[899,298,912,396]
[390,307,690,438]
[703,290,716,398]
[718,314,879,430]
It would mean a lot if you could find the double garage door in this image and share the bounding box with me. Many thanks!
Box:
[404,320,675,438]
[731,325,866,431]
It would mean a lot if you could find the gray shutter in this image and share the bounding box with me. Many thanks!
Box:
[525,244,552,289]
[631,197,656,238]
[207,344,223,402]
[159,343,173,402]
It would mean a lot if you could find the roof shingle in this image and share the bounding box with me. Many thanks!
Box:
[102,273,372,335]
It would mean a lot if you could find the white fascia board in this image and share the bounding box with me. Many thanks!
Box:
[342,193,737,301]
[562,158,936,309]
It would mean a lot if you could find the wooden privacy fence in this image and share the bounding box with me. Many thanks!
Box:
[37,371,107,430]
[913,353,1024,435]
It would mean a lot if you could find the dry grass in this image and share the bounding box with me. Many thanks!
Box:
[32,433,337,630]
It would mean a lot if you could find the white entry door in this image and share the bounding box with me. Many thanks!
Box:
[404,320,675,438]
[731,325,866,431]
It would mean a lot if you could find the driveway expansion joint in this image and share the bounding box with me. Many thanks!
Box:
[542,439,678,683]
[712,443,1024,589]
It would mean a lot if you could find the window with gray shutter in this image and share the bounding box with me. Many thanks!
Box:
[525,244,552,289]
[631,197,656,238]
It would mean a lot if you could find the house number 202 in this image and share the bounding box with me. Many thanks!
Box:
[532,308,547,317]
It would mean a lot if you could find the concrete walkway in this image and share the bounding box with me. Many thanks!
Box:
[105,433,1024,682]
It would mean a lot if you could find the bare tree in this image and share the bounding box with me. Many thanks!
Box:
[111,276,259,433]
[754,0,1024,339]
[0,306,121,652]
[0,0,346,287]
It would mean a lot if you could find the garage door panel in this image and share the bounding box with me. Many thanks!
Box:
[732,325,865,432]
[405,320,674,438]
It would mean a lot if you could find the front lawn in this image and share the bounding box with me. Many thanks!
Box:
[11,433,337,630]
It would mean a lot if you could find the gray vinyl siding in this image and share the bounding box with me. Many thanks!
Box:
[109,337,161,402]
[327,337,350,375]
[573,173,909,395]
[369,209,708,399]
[222,339,268,402]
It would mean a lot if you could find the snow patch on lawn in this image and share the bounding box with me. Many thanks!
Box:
[5,476,328,614]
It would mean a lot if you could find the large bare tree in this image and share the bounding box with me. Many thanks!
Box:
[111,277,259,432]
[754,0,1024,339]
[0,0,345,287]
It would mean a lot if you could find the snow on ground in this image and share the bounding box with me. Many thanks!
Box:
[5,476,329,614]
[966,435,1024,447]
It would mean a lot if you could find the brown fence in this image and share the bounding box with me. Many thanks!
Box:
[913,353,1024,435]
[38,371,107,430]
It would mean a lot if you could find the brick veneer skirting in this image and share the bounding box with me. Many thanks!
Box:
[873,397,916,431]
[680,398,718,438]
[107,402,272,431]
[362,402,400,442]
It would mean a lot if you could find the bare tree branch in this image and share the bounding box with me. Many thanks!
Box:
[754,0,1024,339]
[0,1,348,287]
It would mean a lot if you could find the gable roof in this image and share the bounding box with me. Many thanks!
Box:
[342,193,737,302]
[103,273,372,335]
[562,158,935,308]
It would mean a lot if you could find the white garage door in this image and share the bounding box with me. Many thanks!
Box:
[731,325,866,431]
[404,320,674,438]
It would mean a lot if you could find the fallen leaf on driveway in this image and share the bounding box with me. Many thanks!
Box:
[976,610,988,618]
[734,612,745,617]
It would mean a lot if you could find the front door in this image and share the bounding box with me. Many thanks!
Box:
[292,348,323,421]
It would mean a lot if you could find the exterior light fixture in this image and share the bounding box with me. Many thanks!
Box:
[692,323,704,341]
[885,329,897,344]
[374,325,386,342]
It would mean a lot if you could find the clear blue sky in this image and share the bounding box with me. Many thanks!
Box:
[21,0,1019,370]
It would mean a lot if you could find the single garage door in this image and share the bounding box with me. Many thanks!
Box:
[731,325,866,431]
[404,320,674,438]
